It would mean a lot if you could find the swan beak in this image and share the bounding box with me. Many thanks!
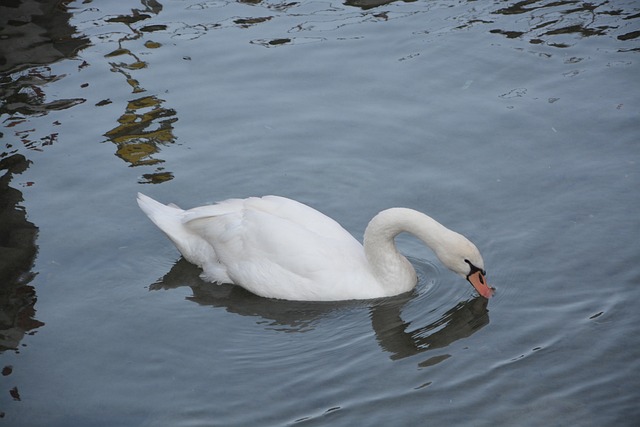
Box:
[467,271,494,298]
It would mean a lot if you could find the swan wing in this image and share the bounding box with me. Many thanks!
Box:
[182,196,356,241]
[182,196,373,300]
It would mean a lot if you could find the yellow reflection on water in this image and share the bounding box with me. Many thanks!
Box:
[103,94,177,184]
[101,4,178,185]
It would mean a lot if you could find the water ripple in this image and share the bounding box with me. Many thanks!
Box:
[150,256,490,363]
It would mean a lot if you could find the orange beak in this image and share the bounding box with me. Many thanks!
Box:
[467,270,494,298]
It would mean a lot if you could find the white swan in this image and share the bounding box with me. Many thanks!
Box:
[137,193,493,301]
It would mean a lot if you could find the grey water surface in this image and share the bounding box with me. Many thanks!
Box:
[1,0,639,426]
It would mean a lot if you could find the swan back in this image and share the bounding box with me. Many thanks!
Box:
[138,193,386,300]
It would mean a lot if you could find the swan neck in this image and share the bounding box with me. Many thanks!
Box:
[363,208,449,294]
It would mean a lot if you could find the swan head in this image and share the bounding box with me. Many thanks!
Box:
[434,234,494,299]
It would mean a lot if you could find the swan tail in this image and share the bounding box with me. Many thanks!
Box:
[137,192,193,253]
[137,192,183,229]
[137,193,228,282]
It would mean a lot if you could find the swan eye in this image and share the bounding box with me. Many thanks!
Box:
[464,259,486,279]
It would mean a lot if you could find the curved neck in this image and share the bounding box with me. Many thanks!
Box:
[363,208,453,295]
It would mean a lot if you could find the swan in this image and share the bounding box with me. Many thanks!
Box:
[137,193,493,301]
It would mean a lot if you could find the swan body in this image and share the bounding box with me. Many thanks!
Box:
[137,193,493,301]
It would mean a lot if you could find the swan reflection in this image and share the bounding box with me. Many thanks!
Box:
[150,258,489,362]
[370,294,489,361]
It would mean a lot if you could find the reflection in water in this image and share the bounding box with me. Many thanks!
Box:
[150,258,489,363]
[101,1,178,184]
[344,0,409,10]
[151,258,346,332]
[0,0,179,183]
[490,0,640,49]
[0,1,86,419]
[103,94,177,184]
[0,0,89,74]
[370,295,489,361]
[0,67,86,157]
[0,0,90,157]
[258,0,638,52]
[0,68,85,119]
[0,154,43,352]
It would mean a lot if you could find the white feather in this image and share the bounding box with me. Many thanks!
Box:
[137,193,490,301]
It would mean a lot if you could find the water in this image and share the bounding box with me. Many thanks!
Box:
[1,0,639,425]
